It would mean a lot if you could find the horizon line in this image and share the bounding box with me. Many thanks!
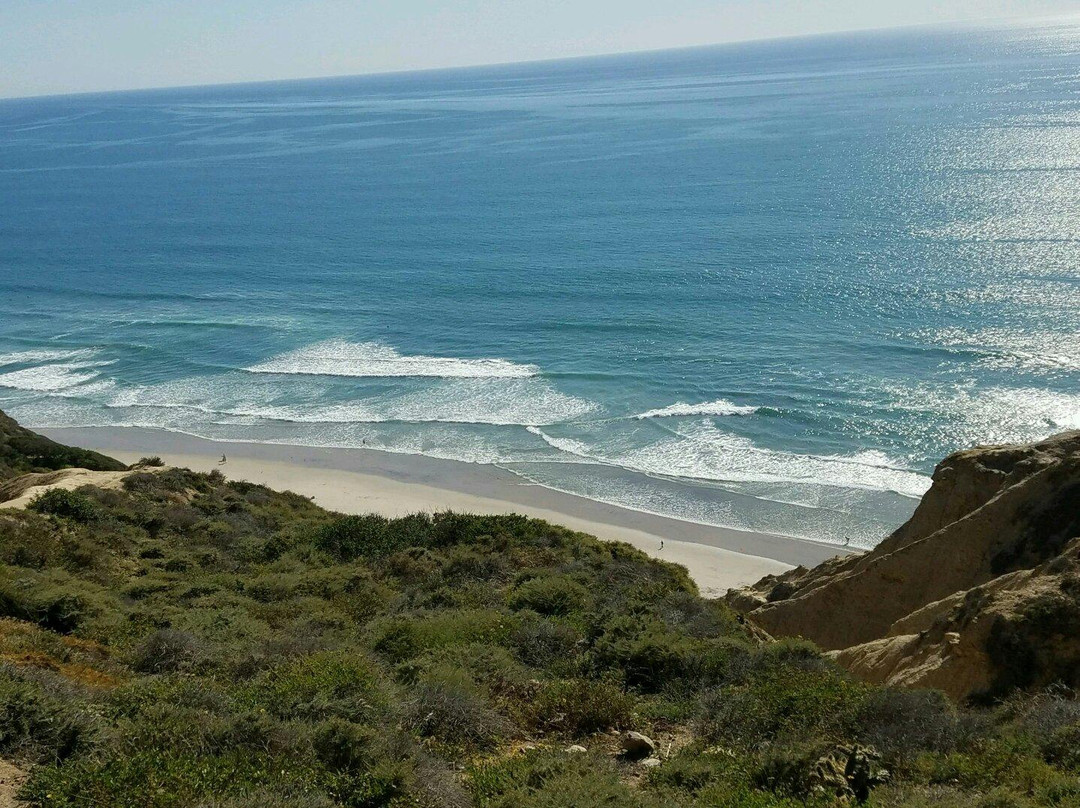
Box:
[1,11,1069,104]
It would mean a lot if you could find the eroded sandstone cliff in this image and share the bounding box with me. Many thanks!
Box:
[727,431,1080,700]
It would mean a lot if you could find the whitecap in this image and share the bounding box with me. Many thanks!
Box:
[367,380,596,426]
[526,426,596,458]
[0,364,104,392]
[105,374,595,428]
[635,399,759,419]
[528,421,931,498]
[247,339,538,379]
[0,348,100,366]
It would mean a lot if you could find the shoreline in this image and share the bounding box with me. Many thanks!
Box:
[41,425,850,596]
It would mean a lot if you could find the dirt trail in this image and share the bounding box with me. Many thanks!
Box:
[0,759,27,807]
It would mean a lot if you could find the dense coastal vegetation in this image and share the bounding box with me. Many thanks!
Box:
[0,413,1078,807]
[0,410,124,480]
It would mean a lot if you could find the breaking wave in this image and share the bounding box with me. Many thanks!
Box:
[0,348,101,366]
[105,375,595,427]
[635,399,759,419]
[0,363,108,393]
[527,422,931,498]
[247,339,538,379]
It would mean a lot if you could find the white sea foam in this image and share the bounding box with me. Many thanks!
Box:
[247,340,538,379]
[369,380,596,425]
[0,364,104,392]
[0,348,100,366]
[106,375,595,428]
[635,399,759,419]
[529,421,931,498]
[526,426,596,458]
[53,379,117,398]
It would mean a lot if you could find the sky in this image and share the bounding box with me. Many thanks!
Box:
[2,0,1078,99]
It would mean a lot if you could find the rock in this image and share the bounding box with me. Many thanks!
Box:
[620,731,656,758]
[639,757,662,768]
[726,431,1080,701]
[565,745,587,753]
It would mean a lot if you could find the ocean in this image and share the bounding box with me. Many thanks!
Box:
[2,19,1079,547]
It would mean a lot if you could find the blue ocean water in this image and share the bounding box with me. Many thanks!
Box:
[2,20,1079,547]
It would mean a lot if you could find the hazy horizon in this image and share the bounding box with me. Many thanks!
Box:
[3,0,1078,100]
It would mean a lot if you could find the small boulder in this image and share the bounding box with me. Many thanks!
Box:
[565,745,587,754]
[620,731,656,759]
[640,757,662,768]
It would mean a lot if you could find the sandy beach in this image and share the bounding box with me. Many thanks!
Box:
[40,426,848,596]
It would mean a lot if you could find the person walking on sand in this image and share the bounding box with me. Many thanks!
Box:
[219,454,227,465]
[659,540,664,551]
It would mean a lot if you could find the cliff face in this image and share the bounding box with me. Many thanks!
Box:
[727,431,1080,701]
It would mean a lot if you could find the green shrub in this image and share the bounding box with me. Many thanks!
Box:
[654,590,743,639]
[311,719,375,773]
[0,668,97,762]
[441,546,507,583]
[911,737,1060,793]
[524,677,635,736]
[405,667,510,748]
[591,615,699,691]
[21,747,328,808]
[416,643,528,694]
[130,628,203,674]
[105,675,231,724]
[3,412,1079,808]
[317,514,395,557]
[646,746,749,796]
[1040,723,1080,771]
[468,748,658,808]
[510,613,581,670]
[508,576,587,616]
[0,581,86,634]
[310,512,441,562]
[752,744,821,799]
[854,688,958,763]
[370,610,515,664]
[0,411,124,475]
[698,666,867,749]
[29,488,102,523]
[246,651,388,723]
[124,467,216,499]
[0,512,64,568]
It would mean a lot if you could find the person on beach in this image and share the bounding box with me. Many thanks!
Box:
[659,540,664,550]
[220,454,227,464]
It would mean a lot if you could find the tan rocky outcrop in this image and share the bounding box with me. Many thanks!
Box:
[727,431,1080,700]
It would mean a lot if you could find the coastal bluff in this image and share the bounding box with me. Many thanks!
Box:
[727,431,1080,700]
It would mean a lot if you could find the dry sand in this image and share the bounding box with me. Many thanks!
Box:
[39,427,849,596]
